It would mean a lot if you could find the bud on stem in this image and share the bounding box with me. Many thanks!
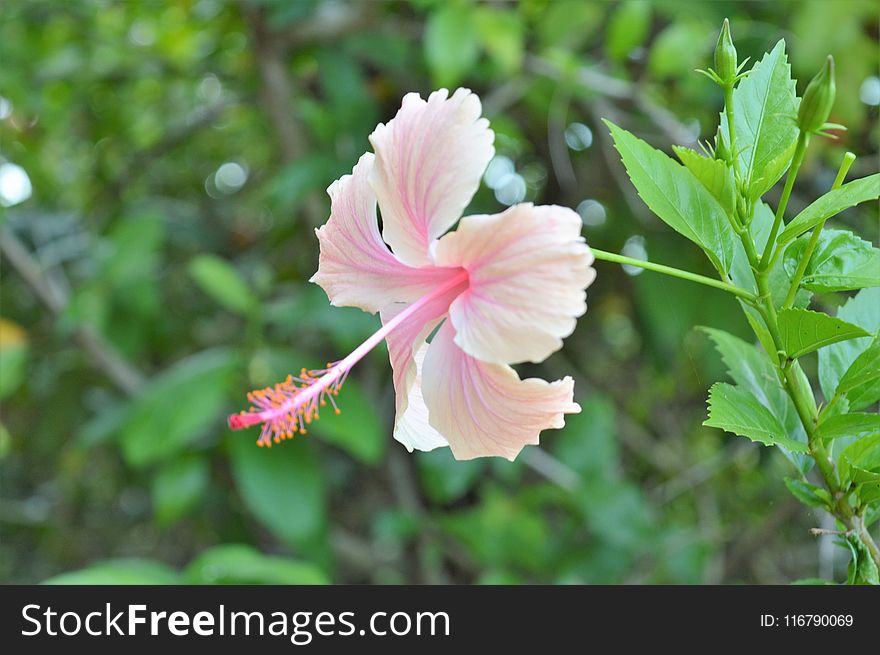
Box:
[797,55,836,134]
[714,18,738,87]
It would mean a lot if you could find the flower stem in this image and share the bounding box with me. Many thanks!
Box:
[781,152,856,308]
[759,130,809,270]
[590,248,756,301]
[744,209,880,571]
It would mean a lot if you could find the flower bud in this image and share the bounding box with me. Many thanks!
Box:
[714,19,738,86]
[797,55,836,133]
[713,126,730,162]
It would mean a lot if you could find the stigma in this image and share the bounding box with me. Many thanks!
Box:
[228,364,348,447]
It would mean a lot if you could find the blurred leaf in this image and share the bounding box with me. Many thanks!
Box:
[152,456,210,527]
[783,229,880,293]
[188,255,256,315]
[229,435,327,549]
[777,308,869,359]
[577,480,653,549]
[778,174,880,244]
[552,395,618,481]
[474,7,524,74]
[43,559,179,585]
[819,288,880,400]
[418,447,486,504]
[184,544,328,584]
[606,1,651,62]
[783,477,831,508]
[120,349,237,468]
[266,154,335,215]
[425,4,479,87]
[704,382,810,453]
[648,20,708,79]
[76,401,130,448]
[0,318,28,399]
[605,120,735,273]
[265,285,377,351]
[438,488,552,574]
[310,380,385,465]
[103,214,164,290]
[722,41,799,200]
[537,0,602,50]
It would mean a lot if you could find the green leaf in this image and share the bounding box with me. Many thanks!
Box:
[310,380,385,465]
[605,120,736,273]
[605,1,651,62]
[188,255,256,315]
[819,288,880,401]
[724,40,799,200]
[846,536,880,585]
[816,413,880,443]
[840,434,880,488]
[474,7,524,74]
[784,477,831,508]
[778,174,880,244]
[783,229,880,293]
[701,326,808,461]
[229,435,327,549]
[835,337,880,410]
[184,544,328,585]
[838,337,880,392]
[425,4,479,87]
[673,146,736,216]
[777,307,869,359]
[43,559,179,585]
[151,456,210,527]
[120,349,237,468]
[704,382,810,453]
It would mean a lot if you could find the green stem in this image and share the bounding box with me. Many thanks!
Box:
[782,152,856,309]
[749,243,880,570]
[723,85,740,185]
[759,130,809,270]
[720,68,878,574]
[590,249,757,301]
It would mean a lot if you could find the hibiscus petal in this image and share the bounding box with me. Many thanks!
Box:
[310,153,453,314]
[380,276,467,452]
[432,203,596,364]
[421,322,580,460]
[369,88,495,267]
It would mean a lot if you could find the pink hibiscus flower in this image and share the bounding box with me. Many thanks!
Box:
[229,88,596,460]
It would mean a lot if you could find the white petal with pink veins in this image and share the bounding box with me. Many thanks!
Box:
[369,88,495,267]
[432,203,596,365]
[310,153,454,314]
[421,322,581,461]
[380,277,467,452]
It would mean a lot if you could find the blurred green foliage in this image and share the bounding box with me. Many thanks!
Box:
[0,0,877,584]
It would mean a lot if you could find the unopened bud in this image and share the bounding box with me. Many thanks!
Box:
[714,19,738,86]
[797,55,836,133]
[713,127,730,162]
